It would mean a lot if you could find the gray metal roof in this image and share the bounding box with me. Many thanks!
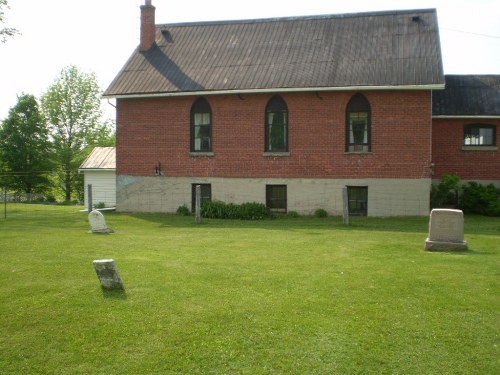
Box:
[432,75,500,116]
[104,9,444,97]
[79,147,116,170]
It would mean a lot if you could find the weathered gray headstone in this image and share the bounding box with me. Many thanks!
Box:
[88,210,114,233]
[93,259,124,289]
[425,209,468,251]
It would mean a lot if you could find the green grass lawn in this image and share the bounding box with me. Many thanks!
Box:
[0,208,499,374]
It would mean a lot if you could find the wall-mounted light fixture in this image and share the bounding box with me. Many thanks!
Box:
[154,162,164,176]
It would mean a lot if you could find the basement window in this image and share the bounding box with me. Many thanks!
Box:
[191,184,211,212]
[347,186,368,216]
[266,185,287,213]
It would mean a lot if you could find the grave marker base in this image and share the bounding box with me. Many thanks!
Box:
[425,239,468,251]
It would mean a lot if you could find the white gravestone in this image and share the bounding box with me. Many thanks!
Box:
[425,209,468,251]
[88,210,114,233]
[93,259,124,290]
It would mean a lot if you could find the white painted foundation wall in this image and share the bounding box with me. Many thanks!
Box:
[117,175,431,217]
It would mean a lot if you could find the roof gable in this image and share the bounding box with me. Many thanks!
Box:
[79,147,116,171]
[104,9,444,97]
[432,75,500,117]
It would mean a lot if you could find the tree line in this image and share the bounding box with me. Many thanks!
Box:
[0,65,115,202]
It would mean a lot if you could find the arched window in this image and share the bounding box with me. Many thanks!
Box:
[191,97,212,152]
[346,93,371,152]
[265,95,288,152]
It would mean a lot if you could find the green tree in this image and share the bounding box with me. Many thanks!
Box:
[41,65,113,202]
[0,94,53,194]
[0,0,19,43]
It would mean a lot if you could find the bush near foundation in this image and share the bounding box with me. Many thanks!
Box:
[430,174,460,208]
[314,208,328,218]
[176,204,190,216]
[431,175,500,217]
[201,201,270,220]
[460,182,500,217]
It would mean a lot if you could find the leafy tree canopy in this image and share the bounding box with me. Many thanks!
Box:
[0,94,53,193]
[0,0,19,43]
[41,65,113,201]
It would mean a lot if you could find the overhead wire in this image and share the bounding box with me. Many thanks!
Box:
[441,27,500,40]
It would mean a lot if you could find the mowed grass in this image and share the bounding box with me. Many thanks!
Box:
[0,208,499,374]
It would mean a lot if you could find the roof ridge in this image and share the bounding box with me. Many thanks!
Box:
[157,8,436,28]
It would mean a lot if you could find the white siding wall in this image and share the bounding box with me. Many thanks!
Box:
[117,175,431,216]
[83,171,116,208]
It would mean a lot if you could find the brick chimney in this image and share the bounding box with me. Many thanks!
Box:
[140,0,156,52]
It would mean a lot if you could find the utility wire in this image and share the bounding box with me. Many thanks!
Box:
[442,27,500,40]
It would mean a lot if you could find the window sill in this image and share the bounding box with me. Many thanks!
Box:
[190,152,214,157]
[462,146,498,151]
[263,152,290,157]
[344,151,373,155]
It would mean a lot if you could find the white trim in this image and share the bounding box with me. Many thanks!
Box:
[104,84,445,99]
[433,115,500,119]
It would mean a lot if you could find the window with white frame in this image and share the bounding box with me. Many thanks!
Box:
[191,97,212,152]
[346,93,371,152]
[463,124,496,146]
[265,96,288,152]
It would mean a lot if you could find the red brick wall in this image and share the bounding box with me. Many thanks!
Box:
[116,90,432,179]
[432,118,500,180]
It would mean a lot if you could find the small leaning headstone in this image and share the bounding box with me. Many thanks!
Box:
[425,209,468,251]
[88,209,114,233]
[93,259,124,290]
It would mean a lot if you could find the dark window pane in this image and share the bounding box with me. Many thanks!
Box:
[346,94,371,152]
[347,186,368,216]
[464,125,496,146]
[191,98,212,152]
[266,185,287,213]
[266,96,288,152]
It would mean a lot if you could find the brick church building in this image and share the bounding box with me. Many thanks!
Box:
[104,0,499,216]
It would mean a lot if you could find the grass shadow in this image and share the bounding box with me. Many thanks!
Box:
[103,211,499,236]
[101,287,128,300]
[425,247,490,256]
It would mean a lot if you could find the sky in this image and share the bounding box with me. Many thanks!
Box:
[1,0,499,121]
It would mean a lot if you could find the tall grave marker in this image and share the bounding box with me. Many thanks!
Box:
[425,209,468,251]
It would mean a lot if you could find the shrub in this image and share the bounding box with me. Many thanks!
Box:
[46,195,57,203]
[201,200,227,218]
[176,204,191,216]
[460,182,500,216]
[225,203,241,219]
[95,202,106,209]
[314,208,328,218]
[201,200,270,220]
[431,174,461,208]
[287,211,300,218]
[239,202,270,220]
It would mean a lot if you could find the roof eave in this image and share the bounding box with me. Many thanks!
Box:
[432,115,500,119]
[104,83,446,99]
